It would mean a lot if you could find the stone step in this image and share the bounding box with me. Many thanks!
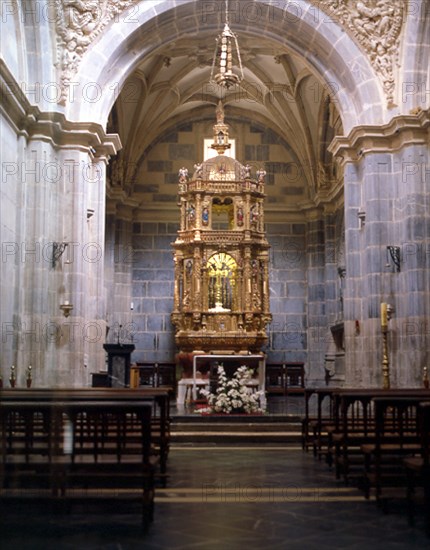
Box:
[170,415,303,444]
[172,414,302,423]
[171,431,301,444]
[171,422,302,433]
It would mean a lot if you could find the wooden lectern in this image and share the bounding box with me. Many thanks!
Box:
[103,344,135,387]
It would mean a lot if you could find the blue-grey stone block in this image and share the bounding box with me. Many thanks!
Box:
[133,270,151,282]
[132,283,146,296]
[266,351,285,362]
[153,194,177,202]
[406,217,426,240]
[269,315,287,330]
[169,144,195,160]
[148,281,172,297]
[292,224,306,235]
[153,235,174,250]
[365,222,389,246]
[132,236,153,249]
[324,285,336,300]
[135,332,157,350]
[142,223,159,234]
[285,299,305,314]
[164,173,179,184]
[407,270,426,291]
[157,332,176,350]
[134,184,159,194]
[288,282,306,298]
[153,269,174,281]
[139,251,168,268]
[167,223,180,233]
[154,298,174,314]
[147,160,173,172]
[147,315,164,332]
[160,132,178,143]
[155,223,168,234]
[365,246,387,274]
[141,298,155,313]
[274,331,306,350]
[268,282,284,297]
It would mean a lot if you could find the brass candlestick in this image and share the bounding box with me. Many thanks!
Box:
[26,365,32,388]
[423,366,429,389]
[10,365,16,388]
[381,325,390,389]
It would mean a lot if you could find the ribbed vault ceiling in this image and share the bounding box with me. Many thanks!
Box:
[108,23,343,209]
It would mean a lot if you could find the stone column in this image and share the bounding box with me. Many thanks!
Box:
[0,79,121,386]
[306,211,327,385]
[330,110,430,387]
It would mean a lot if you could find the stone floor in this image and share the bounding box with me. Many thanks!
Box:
[1,395,429,549]
[175,394,308,417]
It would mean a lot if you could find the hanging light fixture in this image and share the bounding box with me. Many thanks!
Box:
[210,0,244,89]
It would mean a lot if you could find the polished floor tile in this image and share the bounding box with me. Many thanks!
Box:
[1,445,428,549]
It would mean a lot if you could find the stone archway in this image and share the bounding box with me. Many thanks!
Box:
[28,0,425,389]
[65,0,389,131]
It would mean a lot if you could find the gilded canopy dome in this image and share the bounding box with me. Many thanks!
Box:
[193,155,247,182]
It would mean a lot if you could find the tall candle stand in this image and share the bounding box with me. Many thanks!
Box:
[381,324,390,389]
[381,302,390,389]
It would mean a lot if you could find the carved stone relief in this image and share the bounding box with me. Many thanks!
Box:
[55,1,405,107]
[316,0,405,105]
[55,0,138,104]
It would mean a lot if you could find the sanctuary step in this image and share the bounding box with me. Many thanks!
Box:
[170,415,302,444]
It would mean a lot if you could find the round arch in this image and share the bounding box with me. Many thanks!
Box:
[398,2,430,111]
[67,0,387,133]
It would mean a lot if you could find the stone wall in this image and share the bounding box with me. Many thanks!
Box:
[130,221,177,363]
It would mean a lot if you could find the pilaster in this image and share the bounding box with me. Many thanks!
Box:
[331,110,430,387]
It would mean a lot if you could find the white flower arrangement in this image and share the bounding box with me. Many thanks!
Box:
[198,365,265,414]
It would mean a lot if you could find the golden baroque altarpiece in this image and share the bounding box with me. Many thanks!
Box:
[171,104,272,354]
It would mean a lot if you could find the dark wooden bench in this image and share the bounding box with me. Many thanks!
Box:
[361,395,427,503]
[0,388,171,486]
[404,401,430,530]
[134,363,177,395]
[266,362,305,395]
[0,399,155,529]
[325,389,430,484]
[303,389,430,481]
[301,387,339,458]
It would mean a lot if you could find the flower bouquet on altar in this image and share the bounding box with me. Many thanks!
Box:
[197,365,265,414]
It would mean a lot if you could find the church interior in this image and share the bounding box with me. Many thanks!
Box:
[1,1,430,547]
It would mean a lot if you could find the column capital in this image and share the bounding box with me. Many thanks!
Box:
[329,109,430,165]
[0,58,121,156]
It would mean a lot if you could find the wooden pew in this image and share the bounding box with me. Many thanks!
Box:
[266,362,305,395]
[134,363,177,395]
[361,395,426,503]
[403,401,430,529]
[306,388,339,459]
[328,391,375,481]
[326,389,430,484]
[0,400,155,529]
[302,388,317,451]
[0,388,171,486]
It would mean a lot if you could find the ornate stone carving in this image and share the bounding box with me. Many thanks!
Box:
[316,0,405,105]
[55,0,138,104]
